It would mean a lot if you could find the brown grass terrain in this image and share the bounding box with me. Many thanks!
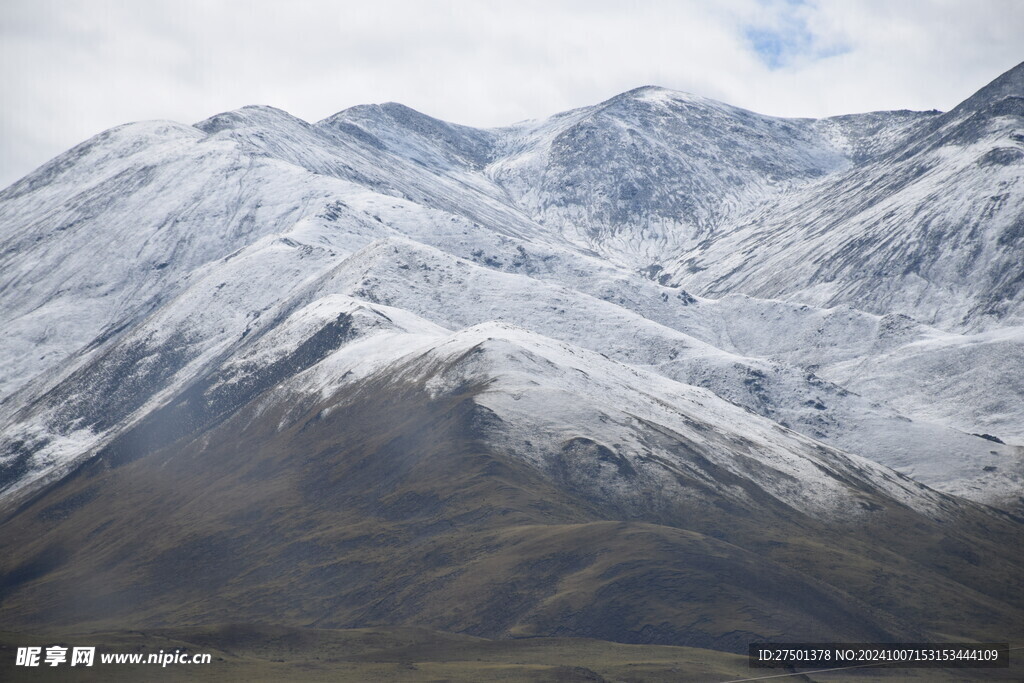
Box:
[0,362,1021,677]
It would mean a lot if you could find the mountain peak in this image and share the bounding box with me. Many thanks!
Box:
[605,84,713,108]
[618,84,670,97]
[318,101,496,169]
[319,101,460,133]
[194,104,310,134]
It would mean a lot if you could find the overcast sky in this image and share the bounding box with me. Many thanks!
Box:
[1,0,1022,188]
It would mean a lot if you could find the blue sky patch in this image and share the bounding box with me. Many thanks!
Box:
[744,0,850,69]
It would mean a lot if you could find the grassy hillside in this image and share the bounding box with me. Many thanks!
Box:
[1,368,1021,655]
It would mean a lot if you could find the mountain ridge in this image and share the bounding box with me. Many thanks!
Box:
[0,61,1022,656]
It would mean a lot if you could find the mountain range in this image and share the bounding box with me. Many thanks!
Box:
[0,61,1022,674]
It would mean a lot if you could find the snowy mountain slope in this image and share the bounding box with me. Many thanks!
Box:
[239,317,949,522]
[810,109,939,165]
[0,272,449,498]
[821,324,1024,444]
[669,61,1024,331]
[360,208,1018,435]
[0,118,369,402]
[2,212,1020,510]
[199,104,543,241]
[482,87,853,269]
[3,65,1017,405]
[356,321,962,519]
[326,86,940,275]
[687,298,1024,447]
[0,101,567,403]
[295,238,1024,507]
[319,102,497,172]
[289,69,1022,337]
[5,279,1006,531]
[0,170,629,466]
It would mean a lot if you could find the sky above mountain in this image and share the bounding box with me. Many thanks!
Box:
[1,0,1022,188]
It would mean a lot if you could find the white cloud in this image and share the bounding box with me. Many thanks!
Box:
[1,0,1022,187]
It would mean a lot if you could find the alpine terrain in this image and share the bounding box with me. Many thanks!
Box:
[0,61,1022,679]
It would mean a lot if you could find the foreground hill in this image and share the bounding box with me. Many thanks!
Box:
[1,310,1021,651]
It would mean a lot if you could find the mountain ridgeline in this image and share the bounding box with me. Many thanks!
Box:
[0,62,1022,662]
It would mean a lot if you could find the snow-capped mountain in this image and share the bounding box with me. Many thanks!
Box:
[0,62,1022,651]
[669,62,1024,331]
